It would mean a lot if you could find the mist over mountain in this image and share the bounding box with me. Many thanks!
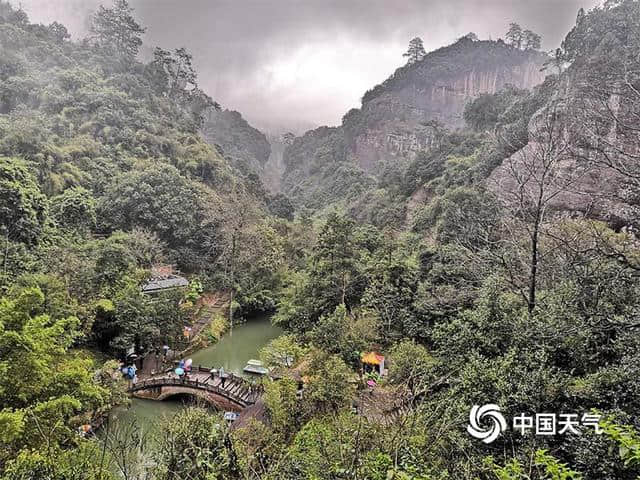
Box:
[16,0,599,133]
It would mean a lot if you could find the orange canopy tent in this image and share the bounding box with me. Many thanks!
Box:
[361,352,384,365]
[361,351,385,375]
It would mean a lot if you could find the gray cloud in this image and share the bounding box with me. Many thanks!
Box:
[17,0,601,133]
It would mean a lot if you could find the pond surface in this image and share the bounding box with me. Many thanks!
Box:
[189,315,283,373]
[108,314,282,436]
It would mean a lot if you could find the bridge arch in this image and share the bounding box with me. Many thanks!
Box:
[152,385,246,411]
[129,368,261,413]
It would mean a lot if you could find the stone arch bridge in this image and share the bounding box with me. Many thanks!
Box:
[129,366,262,412]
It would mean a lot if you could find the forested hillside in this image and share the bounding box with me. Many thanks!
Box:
[0,1,292,474]
[200,108,271,179]
[1,1,640,479]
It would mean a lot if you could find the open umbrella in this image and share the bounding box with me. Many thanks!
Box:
[175,367,184,376]
[185,358,193,367]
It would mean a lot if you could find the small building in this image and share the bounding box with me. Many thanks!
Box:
[361,351,386,376]
[141,274,189,294]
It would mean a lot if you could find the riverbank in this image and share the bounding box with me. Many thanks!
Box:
[134,292,231,379]
[107,314,282,435]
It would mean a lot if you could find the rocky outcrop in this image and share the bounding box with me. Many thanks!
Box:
[261,133,287,193]
[342,39,547,173]
[283,38,547,207]
[489,87,640,230]
[487,1,640,231]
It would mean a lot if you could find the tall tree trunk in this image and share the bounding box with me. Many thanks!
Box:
[2,232,8,280]
[229,229,237,328]
[528,221,539,315]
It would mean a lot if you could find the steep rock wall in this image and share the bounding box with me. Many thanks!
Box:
[282,38,547,206]
[343,42,547,173]
[489,78,640,229]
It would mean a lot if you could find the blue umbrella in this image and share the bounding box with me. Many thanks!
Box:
[175,367,184,376]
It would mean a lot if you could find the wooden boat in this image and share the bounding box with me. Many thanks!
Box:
[243,359,269,375]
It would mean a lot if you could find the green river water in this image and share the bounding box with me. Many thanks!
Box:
[108,315,282,436]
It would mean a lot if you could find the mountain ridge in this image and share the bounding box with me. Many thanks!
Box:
[281,37,548,210]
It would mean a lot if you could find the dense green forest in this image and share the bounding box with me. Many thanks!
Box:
[1,0,640,479]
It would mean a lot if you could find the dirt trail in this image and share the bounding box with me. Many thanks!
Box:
[188,291,231,341]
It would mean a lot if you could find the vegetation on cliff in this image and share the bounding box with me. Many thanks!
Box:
[281,33,547,215]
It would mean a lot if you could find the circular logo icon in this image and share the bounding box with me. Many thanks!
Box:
[467,404,507,444]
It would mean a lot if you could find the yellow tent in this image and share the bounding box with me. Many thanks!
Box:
[361,351,384,365]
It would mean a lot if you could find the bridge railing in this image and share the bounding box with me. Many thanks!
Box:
[130,371,263,405]
[164,365,260,387]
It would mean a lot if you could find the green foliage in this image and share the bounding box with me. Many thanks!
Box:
[276,413,375,479]
[0,1,639,479]
[90,0,144,60]
[402,128,483,195]
[227,221,288,317]
[100,278,187,354]
[97,163,207,252]
[0,0,268,285]
[266,192,295,221]
[0,157,47,245]
[361,242,420,339]
[487,457,527,480]
[1,442,115,480]
[487,450,583,480]
[403,37,426,64]
[0,286,124,468]
[201,108,269,176]
[281,125,375,210]
[535,450,583,480]
[505,23,542,50]
[152,408,230,480]
[276,212,368,332]
[185,278,203,303]
[388,340,437,395]
[259,334,307,368]
[263,378,300,440]
[601,418,640,468]
[309,303,378,366]
[51,186,96,232]
[302,351,356,415]
[209,313,228,342]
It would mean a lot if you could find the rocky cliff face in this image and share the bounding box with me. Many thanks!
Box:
[489,76,640,230]
[283,38,547,207]
[488,1,640,231]
[261,134,287,193]
[201,109,271,177]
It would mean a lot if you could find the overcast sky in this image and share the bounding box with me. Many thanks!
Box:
[16,0,601,133]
